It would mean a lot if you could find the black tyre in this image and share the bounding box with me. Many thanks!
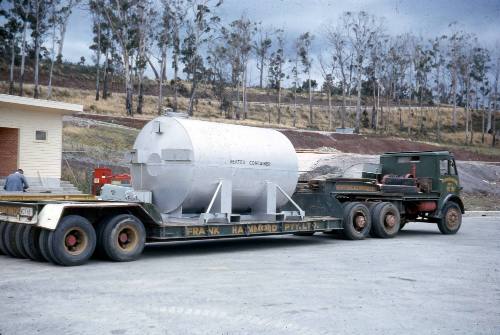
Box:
[93,215,110,258]
[293,232,315,236]
[371,202,401,238]
[0,222,8,255]
[437,202,462,235]
[342,202,372,240]
[38,229,58,263]
[23,225,45,262]
[101,214,146,262]
[399,222,406,231]
[50,215,96,266]
[14,224,30,259]
[3,223,24,258]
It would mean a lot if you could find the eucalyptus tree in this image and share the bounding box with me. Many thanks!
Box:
[29,0,49,98]
[253,22,272,89]
[324,21,353,129]
[296,32,314,125]
[491,44,500,147]
[103,0,140,116]
[429,35,447,141]
[46,0,62,99]
[267,29,285,124]
[1,1,22,94]
[181,0,222,116]
[343,11,379,133]
[318,51,335,130]
[470,45,490,143]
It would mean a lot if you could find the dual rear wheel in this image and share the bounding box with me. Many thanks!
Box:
[341,201,401,240]
[0,214,146,266]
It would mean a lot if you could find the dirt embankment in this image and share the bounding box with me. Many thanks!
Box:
[282,130,500,162]
[76,113,500,162]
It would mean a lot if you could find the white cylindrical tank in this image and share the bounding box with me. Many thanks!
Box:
[131,116,298,214]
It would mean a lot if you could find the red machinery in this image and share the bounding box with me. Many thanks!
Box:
[92,168,131,195]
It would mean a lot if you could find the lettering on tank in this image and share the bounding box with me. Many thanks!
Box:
[229,159,271,167]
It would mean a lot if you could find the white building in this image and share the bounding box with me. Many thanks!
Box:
[0,94,83,188]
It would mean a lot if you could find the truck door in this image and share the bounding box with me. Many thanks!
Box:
[439,158,460,195]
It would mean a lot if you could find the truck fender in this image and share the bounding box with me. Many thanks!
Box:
[437,194,465,218]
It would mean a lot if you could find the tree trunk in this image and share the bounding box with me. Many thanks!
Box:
[9,37,16,95]
[123,54,133,116]
[33,37,41,98]
[341,85,347,129]
[328,88,332,131]
[137,79,144,114]
[102,51,109,99]
[308,74,313,125]
[243,66,248,119]
[277,83,282,124]
[436,106,441,142]
[19,22,27,96]
[33,1,41,99]
[47,2,58,99]
[157,47,167,114]
[259,53,265,89]
[188,78,198,117]
[293,84,297,127]
[355,70,362,133]
[94,17,102,101]
[452,70,457,129]
[57,0,74,63]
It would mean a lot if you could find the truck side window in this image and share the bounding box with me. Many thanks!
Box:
[449,160,458,176]
[440,159,449,175]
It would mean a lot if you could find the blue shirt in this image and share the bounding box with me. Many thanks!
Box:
[3,172,29,192]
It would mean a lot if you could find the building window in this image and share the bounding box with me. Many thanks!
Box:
[35,130,47,141]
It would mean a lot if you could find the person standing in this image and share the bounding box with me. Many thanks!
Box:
[3,169,29,192]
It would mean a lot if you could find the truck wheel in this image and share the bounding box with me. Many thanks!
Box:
[342,202,371,240]
[101,214,146,262]
[50,215,96,266]
[14,224,30,258]
[0,222,8,255]
[22,225,45,262]
[438,202,462,235]
[38,229,60,264]
[3,223,24,258]
[371,202,400,238]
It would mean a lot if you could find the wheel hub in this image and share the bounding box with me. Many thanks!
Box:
[446,208,460,227]
[65,234,77,247]
[354,214,366,230]
[385,214,396,228]
[119,232,129,244]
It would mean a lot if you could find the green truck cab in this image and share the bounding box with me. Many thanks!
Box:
[291,151,464,240]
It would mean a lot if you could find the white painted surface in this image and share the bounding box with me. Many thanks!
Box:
[132,117,299,214]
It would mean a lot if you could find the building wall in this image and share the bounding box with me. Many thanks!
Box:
[0,106,63,182]
[0,127,19,177]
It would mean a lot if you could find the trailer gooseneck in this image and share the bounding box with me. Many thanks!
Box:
[0,116,464,266]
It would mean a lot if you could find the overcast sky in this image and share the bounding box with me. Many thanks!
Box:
[60,0,500,84]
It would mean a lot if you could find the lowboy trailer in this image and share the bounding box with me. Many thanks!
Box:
[0,117,464,266]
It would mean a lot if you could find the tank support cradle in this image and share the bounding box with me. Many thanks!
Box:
[199,180,304,224]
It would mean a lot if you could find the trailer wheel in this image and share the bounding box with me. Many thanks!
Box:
[3,223,25,258]
[38,229,61,264]
[50,215,96,266]
[14,224,30,258]
[371,202,400,238]
[22,226,45,262]
[0,222,8,255]
[342,202,371,240]
[101,214,146,262]
[437,202,462,235]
